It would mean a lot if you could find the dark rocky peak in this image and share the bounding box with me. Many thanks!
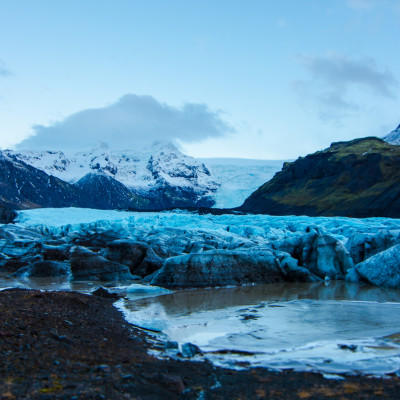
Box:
[73,172,139,209]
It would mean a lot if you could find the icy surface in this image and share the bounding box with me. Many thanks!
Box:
[383,124,400,145]
[198,158,286,208]
[121,282,400,375]
[15,207,400,241]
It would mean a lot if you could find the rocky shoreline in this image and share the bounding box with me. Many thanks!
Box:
[1,288,400,399]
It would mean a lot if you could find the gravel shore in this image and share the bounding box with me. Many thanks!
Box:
[1,288,400,399]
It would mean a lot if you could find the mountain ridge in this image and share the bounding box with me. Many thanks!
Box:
[240,136,400,218]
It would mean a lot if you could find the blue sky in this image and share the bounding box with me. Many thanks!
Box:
[0,0,399,158]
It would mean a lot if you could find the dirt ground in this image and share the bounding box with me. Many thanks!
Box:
[1,288,399,399]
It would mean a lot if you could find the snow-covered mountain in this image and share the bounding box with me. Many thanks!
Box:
[382,124,400,145]
[6,142,220,209]
[6,143,286,209]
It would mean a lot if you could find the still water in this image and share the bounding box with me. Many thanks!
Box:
[120,282,400,376]
[2,277,400,376]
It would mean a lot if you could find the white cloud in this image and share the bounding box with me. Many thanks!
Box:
[17,94,234,151]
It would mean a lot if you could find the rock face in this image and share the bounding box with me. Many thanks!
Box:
[70,246,134,281]
[240,137,400,218]
[0,151,88,210]
[353,244,400,289]
[73,173,145,210]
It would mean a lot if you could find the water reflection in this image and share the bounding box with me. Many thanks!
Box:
[125,281,400,317]
[122,282,400,375]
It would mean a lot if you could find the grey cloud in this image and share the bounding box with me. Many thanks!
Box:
[292,54,398,120]
[17,94,234,151]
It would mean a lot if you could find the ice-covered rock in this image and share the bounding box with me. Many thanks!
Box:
[11,260,70,278]
[354,244,400,289]
[274,251,321,282]
[7,208,400,287]
[273,232,353,279]
[345,230,400,264]
[150,250,284,288]
[103,239,148,272]
[70,246,134,281]
[133,247,164,278]
[42,244,71,261]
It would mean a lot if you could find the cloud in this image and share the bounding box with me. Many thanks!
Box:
[17,94,234,151]
[291,53,398,120]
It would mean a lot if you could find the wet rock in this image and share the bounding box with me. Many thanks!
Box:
[134,247,164,278]
[11,260,70,277]
[70,246,134,281]
[150,250,284,288]
[70,229,129,249]
[2,254,44,273]
[91,287,121,299]
[274,251,322,282]
[180,342,203,358]
[0,205,17,224]
[346,231,400,264]
[164,341,179,351]
[354,244,400,289]
[42,244,71,261]
[103,240,148,272]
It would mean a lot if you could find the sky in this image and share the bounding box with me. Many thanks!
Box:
[0,0,399,159]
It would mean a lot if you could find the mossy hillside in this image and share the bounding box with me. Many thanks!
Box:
[241,137,400,218]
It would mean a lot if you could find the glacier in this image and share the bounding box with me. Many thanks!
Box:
[5,207,400,288]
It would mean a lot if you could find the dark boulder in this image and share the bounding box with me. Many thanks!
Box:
[133,247,165,278]
[0,205,17,224]
[11,260,70,278]
[42,244,71,261]
[150,250,284,288]
[103,240,148,272]
[70,246,134,281]
[91,287,121,299]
